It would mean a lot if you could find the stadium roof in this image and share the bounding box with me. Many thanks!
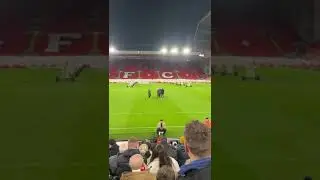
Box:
[194,11,211,55]
[197,11,211,28]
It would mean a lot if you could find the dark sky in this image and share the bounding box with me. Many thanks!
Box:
[109,0,210,50]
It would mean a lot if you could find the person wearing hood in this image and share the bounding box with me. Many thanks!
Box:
[178,120,211,180]
[109,139,120,157]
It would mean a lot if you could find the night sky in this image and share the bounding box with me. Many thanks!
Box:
[109,0,210,51]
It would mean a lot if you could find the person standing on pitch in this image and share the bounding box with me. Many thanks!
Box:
[148,89,151,98]
[161,88,165,98]
[156,120,167,136]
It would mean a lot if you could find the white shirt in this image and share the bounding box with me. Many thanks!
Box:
[147,157,180,176]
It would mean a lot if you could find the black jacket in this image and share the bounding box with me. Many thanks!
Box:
[115,149,140,177]
[178,165,211,180]
[109,144,120,157]
[161,142,177,160]
[176,144,189,166]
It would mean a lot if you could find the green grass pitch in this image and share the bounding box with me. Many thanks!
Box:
[2,67,319,180]
[109,83,211,140]
[0,69,108,180]
[213,67,320,180]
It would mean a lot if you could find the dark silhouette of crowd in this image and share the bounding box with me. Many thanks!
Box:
[109,120,211,180]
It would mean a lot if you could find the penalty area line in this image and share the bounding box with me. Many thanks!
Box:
[110,112,210,115]
[110,126,185,130]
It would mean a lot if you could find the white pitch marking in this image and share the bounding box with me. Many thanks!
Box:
[110,112,209,115]
[110,126,185,130]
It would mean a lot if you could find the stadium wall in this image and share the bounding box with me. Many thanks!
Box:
[109,79,211,83]
[212,56,320,66]
[1,56,317,69]
[0,56,108,68]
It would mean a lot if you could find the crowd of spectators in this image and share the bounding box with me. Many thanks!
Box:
[109,120,212,180]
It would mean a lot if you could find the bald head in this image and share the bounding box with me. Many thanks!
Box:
[129,154,144,170]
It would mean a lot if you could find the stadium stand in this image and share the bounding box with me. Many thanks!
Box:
[212,9,320,72]
[109,55,207,80]
[0,1,107,58]
[212,11,307,57]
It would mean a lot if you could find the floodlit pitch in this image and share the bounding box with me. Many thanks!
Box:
[109,83,211,140]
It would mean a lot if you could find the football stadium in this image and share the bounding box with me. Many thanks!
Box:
[213,0,320,179]
[108,1,212,180]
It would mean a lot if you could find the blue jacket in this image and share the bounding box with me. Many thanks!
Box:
[178,157,211,180]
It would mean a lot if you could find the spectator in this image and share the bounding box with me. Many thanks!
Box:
[178,120,211,180]
[109,139,120,157]
[156,120,167,136]
[203,117,212,129]
[139,143,152,164]
[160,139,177,160]
[139,144,149,155]
[120,154,155,180]
[176,136,189,166]
[156,165,176,180]
[110,137,140,177]
[148,144,180,176]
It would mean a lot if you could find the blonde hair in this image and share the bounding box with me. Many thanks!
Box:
[179,136,185,144]
[139,144,149,155]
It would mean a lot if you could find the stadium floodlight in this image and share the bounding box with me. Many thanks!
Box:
[160,47,168,54]
[170,47,179,55]
[182,47,191,55]
[199,53,205,57]
[109,46,117,53]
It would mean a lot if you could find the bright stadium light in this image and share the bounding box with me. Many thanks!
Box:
[109,46,117,53]
[170,47,179,55]
[199,53,205,57]
[182,47,191,55]
[160,47,168,54]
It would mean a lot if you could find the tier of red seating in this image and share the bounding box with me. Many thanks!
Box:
[0,18,305,56]
[0,18,107,55]
[214,23,300,56]
[109,69,204,79]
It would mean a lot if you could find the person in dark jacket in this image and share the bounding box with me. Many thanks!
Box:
[160,140,177,161]
[109,139,120,157]
[178,120,211,180]
[111,137,140,177]
[176,136,189,166]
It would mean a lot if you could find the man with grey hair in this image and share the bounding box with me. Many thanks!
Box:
[120,154,155,180]
[178,120,211,180]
